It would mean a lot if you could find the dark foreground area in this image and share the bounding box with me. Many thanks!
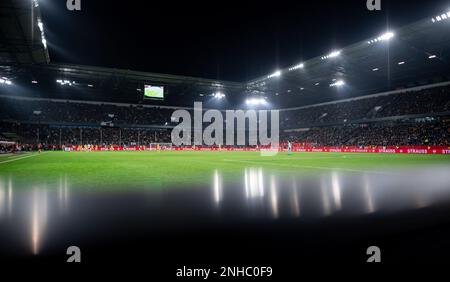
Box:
[1,166,450,275]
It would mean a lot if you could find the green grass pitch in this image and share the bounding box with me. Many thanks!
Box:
[1,151,450,190]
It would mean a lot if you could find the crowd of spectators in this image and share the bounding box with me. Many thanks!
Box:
[283,121,450,147]
[0,98,174,126]
[2,85,449,129]
[0,122,171,148]
[281,85,450,128]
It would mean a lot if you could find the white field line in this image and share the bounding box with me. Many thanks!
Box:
[0,153,43,164]
[0,153,24,158]
[222,158,397,175]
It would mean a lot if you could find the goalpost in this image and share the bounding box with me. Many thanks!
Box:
[149,143,173,151]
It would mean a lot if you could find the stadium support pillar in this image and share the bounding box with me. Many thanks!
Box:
[34,111,42,146]
[138,130,140,146]
[100,129,102,146]
[80,128,83,145]
[59,128,62,147]
[119,129,122,146]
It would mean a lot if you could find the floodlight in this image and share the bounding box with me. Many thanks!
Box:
[37,21,44,32]
[379,32,394,41]
[330,80,345,87]
[289,63,304,71]
[31,80,38,84]
[372,68,379,71]
[368,31,394,45]
[0,77,12,85]
[267,70,282,79]
[431,13,449,23]
[246,98,267,105]
[36,18,47,49]
[57,79,76,86]
[213,92,225,99]
[328,51,340,58]
[398,61,405,65]
[321,50,341,60]
[428,55,437,59]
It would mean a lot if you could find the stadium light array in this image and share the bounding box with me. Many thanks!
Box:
[267,70,282,79]
[321,51,341,60]
[33,0,39,7]
[37,19,47,49]
[31,80,38,84]
[398,61,405,65]
[37,21,43,32]
[288,63,304,71]
[0,77,12,85]
[56,79,75,86]
[246,97,267,105]
[367,31,394,44]
[372,68,379,71]
[329,80,345,87]
[431,11,450,23]
[213,92,225,99]
[428,54,437,59]
[321,50,341,60]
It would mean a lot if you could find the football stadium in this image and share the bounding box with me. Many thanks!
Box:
[1,0,450,272]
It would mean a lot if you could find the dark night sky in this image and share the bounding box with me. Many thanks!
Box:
[39,0,450,82]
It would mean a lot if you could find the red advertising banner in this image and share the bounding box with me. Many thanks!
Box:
[65,145,450,155]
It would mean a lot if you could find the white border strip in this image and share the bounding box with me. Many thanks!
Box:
[0,153,42,164]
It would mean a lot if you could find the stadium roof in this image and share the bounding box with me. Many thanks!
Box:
[16,63,247,106]
[0,0,49,70]
[1,1,450,108]
[248,12,450,107]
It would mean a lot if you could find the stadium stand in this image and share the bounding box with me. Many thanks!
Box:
[280,84,450,128]
[283,122,449,147]
[0,83,449,149]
